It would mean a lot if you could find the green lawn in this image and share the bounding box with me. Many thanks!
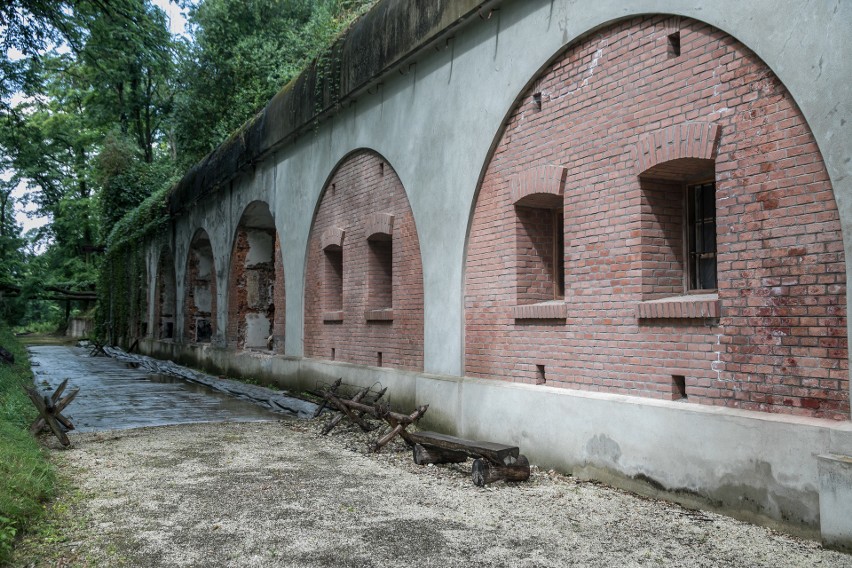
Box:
[0,326,55,564]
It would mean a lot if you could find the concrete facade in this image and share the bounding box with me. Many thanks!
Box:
[136,0,852,543]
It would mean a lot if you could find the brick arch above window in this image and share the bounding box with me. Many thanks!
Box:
[365,212,394,240]
[510,165,567,207]
[321,227,345,251]
[635,122,721,178]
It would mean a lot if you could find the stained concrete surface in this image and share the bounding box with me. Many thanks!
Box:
[28,345,282,432]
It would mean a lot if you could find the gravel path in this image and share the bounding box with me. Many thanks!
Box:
[18,417,852,568]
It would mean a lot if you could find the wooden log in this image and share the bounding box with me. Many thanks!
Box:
[51,378,68,405]
[24,387,70,446]
[31,387,79,435]
[341,399,421,425]
[313,378,342,418]
[471,455,530,486]
[413,443,468,465]
[407,431,519,465]
[371,405,428,452]
[325,391,374,432]
[322,386,369,435]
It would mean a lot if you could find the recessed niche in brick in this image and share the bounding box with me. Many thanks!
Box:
[516,203,564,304]
[196,319,212,342]
[331,347,336,360]
[637,149,715,301]
[377,352,383,367]
[367,235,393,311]
[533,91,542,111]
[324,247,343,312]
[672,375,687,400]
[536,364,546,385]
[668,31,681,57]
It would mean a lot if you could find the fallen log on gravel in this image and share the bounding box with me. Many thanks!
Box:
[471,455,531,487]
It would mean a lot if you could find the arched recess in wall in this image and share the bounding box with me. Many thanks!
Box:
[303,149,425,371]
[227,201,285,351]
[184,228,217,343]
[463,15,848,420]
[154,246,177,340]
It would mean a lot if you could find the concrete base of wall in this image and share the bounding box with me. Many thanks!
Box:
[818,454,852,551]
[139,339,852,542]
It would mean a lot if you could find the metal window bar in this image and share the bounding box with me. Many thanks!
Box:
[688,182,717,290]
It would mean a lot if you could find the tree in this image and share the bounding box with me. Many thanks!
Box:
[172,0,376,168]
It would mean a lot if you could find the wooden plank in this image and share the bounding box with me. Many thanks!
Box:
[407,431,519,465]
[413,443,467,465]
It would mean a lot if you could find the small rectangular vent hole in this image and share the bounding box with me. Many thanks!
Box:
[668,32,681,57]
[673,375,687,399]
[536,364,546,385]
[532,92,542,111]
[331,348,336,361]
[377,352,383,367]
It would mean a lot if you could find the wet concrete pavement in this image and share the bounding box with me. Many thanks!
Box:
[28,345,282,432]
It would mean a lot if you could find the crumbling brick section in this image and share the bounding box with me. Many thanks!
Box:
[465,16,848,419]
[226,203,284,351]
[183,231,217,343]
[304,150,424,370]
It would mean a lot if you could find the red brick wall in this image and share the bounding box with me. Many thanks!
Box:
[464,16,848,419]
[304,150,424,370]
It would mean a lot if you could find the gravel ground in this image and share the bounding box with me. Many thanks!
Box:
[12,416,852,568]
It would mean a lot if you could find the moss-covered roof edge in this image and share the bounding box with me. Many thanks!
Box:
[168,0,500,216]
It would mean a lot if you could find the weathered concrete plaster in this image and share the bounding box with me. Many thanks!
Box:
[819,454,852,551]
[140,0,852,539]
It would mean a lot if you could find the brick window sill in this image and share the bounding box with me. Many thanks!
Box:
[365,308,394,321]
[512,301,567,321]
[635,293,719,319]
[322,311,344,322]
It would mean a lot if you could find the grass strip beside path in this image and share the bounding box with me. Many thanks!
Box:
[0,326,55,564]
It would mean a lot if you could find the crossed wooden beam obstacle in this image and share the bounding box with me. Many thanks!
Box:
[318,379,530,485]
[88,338,107,357]
[25,379,79,447]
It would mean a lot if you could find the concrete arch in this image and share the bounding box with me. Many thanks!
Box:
[463,13,847,419]
[183,228,218,344]
[226,200,286,351]
[303,148,425,371]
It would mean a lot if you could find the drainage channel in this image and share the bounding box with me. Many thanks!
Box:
[28,345,318,433]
